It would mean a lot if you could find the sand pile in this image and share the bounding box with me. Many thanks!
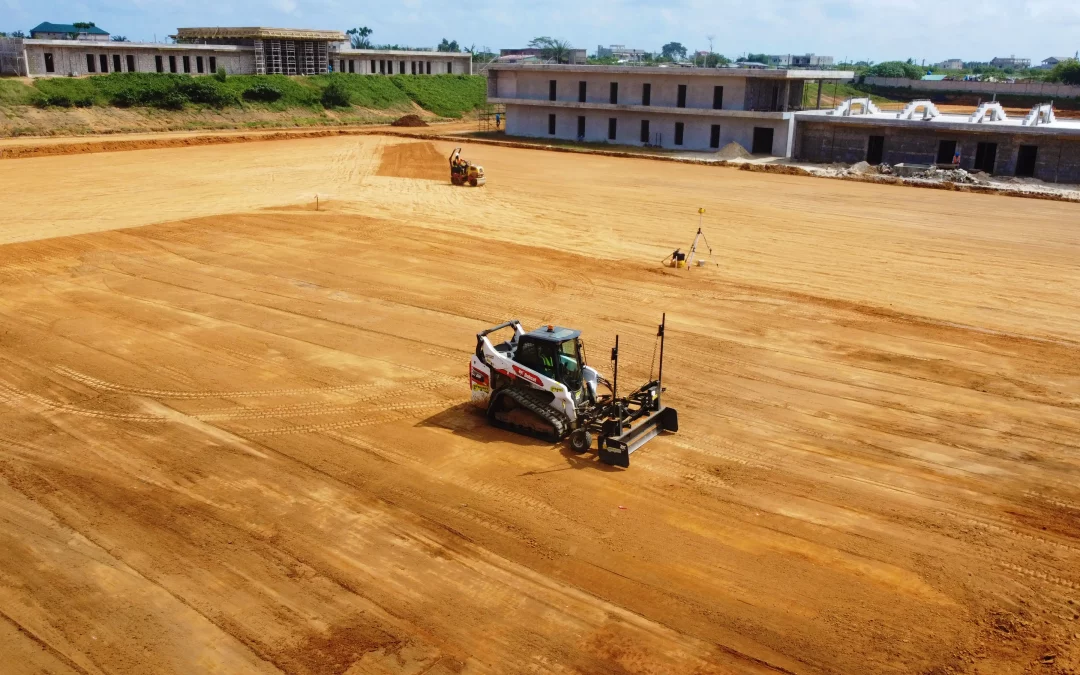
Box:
[715,141,751,160]
[391,114,429,127]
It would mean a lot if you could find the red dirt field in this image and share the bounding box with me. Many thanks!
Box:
[0,136,1078,674]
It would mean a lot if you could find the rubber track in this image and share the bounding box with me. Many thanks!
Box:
[491,388,569,442]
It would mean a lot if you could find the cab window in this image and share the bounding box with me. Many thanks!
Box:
[515,340,557,378]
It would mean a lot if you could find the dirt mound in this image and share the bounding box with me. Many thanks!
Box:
[391,114,429,128]
[715,141,751,160]
[376,140,446,180]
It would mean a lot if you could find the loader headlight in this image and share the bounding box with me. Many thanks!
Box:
[650,387,658,400]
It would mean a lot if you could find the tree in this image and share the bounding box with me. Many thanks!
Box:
[1049,59,1080,85]
[745,53,770,64]
[661,42,687,61]
[346,27,372,49]
[72,22,96,29]
[528,36,573,64]
[437,38,460,53]
[111,35,129,42]
[705,53,730,68]
[866,60,923,79]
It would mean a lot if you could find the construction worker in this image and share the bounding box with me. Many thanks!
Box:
[952,147,961,167]
[495,112,501,129]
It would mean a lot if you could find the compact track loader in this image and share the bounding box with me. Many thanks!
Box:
[469,316,678,467]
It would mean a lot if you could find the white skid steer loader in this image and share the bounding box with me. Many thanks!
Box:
[469,316,678,467]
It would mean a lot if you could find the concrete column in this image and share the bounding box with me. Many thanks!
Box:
[816,79,823,110]
[783,80,791,112]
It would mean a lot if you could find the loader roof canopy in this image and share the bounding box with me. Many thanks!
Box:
[525,326,581,342]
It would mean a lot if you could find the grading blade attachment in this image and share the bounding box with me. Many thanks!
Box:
[598,406,678,468]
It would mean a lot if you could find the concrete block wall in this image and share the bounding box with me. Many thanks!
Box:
[863,76,1080,99]
[331,51,471,76]
[743,79,805,111]
[793,120,1080,183]
[506,104,792,155]
[500,70,751,111]
[24,43,254,76]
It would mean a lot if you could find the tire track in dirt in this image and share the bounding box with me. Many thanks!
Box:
[0,380,167,423]
[240,402,451,437]
[54,366,457,401]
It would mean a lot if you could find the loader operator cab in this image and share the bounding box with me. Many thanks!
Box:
[514,326,585,394]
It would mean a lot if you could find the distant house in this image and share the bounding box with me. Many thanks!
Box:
[989,56,1031,69]
[767,54,834,68]
[597,45,647,62]
[500,47,587,65]
[937,59,964,70]
[29,22,110,41]
[1040,56,1072,69]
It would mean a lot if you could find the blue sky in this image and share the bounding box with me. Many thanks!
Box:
[4,0,1079,63]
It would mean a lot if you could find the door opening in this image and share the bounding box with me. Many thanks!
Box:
[866,135,885,165]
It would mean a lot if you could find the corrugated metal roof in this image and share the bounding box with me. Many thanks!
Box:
[30,22,109,36]
[921,74,948,81]
[175,27,345,41]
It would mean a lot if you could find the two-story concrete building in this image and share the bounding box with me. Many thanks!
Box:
[486,64,852,155]
[1,25,472,78]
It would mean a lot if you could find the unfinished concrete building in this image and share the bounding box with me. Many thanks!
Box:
[174,27,342,75]
[1,25,472,78]
[486,64,852,155]
[793,100,1080,183]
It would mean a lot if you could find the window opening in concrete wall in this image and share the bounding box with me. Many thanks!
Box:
[713,86,724,109]
[549,79,556,101]
[610,82,618,104]
[155,55,163,73]
[86,54,96,73]
[578,81,586,103]
[752,127,774,154]
[974,142,998,174]
[196,56,204,73]
[209,56,216,73]
[642,83,651,106]
[349,60,355,73]
[710,124,721,149]
[677,84,687,108]
[113,54,122,73]
[608,118,617,140]
[936,140,957,164]
[100,54,108,73]
[426,61,431,74]
[44,53,54,73]
[867,135,885,165]
[640,119,650,143]
[411,61,416,74]
[548,114,556,135]
[1016,145,1038,177]
[370,59,375,73]
[400,60,405,74]
[577,116,586,139]
[674,122,684,145]
[169,55,177,73]
[379,59,385,74]
[127,54,135,72]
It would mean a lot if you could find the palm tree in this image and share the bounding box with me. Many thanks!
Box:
[529,37,573,64]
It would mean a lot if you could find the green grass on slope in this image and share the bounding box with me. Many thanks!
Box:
[390,74,487,118]
[0,78,41,105]
[23,72,486,116]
